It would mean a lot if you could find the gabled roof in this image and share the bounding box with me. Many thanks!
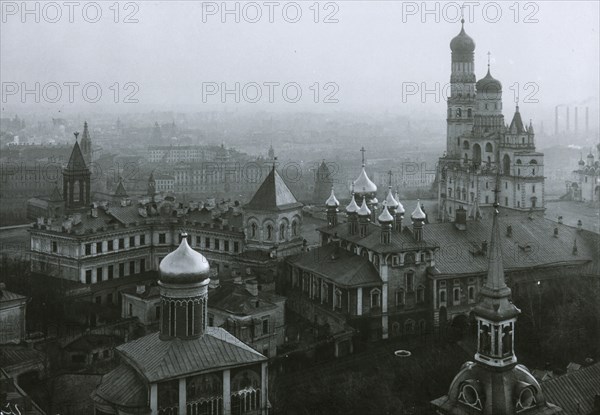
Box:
[49,185,63,202]
[66,141,88,171]
[93,363,148,410]
[245,166,302,211]
[288,244,382,288]
[208,283,284,316]
[541,362,600,415]
[117,327,266,382]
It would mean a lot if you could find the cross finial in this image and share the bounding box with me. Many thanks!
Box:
[273,156,278,170]
[360,147,366,166]
[487,51,491,69]
[460,3,465,24]
[74,131,79,140]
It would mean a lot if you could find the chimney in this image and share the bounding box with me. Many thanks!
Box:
[481,240,488,254]
[553,227,559,238]
[577,219,583,231]
[90,207,98,218]
[506,225,513,237]
[245,279,258,297]
[573,238,578,256]
[330,233,341,259]
[586,107,590,134]
[136,285,145,294]
[454,206,467,230]
[574,106,578,134]
[557,216,563,224]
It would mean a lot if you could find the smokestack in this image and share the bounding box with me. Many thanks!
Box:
[245,279,258,297]
[586,107,589,134]
[555,106,559,136]
[566,107,570,132]
[574,107,578,134]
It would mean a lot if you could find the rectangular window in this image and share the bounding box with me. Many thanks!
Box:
[234,242,239,253]
[224,240,229,252]
[140,234,146,245]
[208,313,214,326]
[505,197,508,206]
[97,267,103,281]
[85,243,92,255]
[107,293,113,304]
[129,261,135,275]
[129,236,135,247]
[108,265,114,280]
[140,258,146,272]
[95,296,101,305]
[119,238,125,249]
[155,306,161,320]
[532,185,536,193]
[468,286,475,303]
[505,182,508,189]
[205,237,210,249]
[485,195,489,204]
[196,236,201,246]
[96,242,103,253]
[159,233,166,244]
[215,238,220,251]
[119,263,125,277]
[85,270,92,284]
[52,241,57,253]
[406,273,414,292]
[439,289,447,307]
[107,240,114,251]
[262,317,269,335]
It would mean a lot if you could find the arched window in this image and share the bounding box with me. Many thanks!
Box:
[419,319,426,333]
[503,154,511,174]
[392,322,401,335]
[266,224,273,240]
[467,108,472,117]
[370,288,381,308]
[472,143,482,165]
[291,221,298,237]
[405,271,415,291]
[372,255,380,269]
[463,140,470,150]
[404,319,415,334]
[456,108,462,117]
[73,180,80,202]
[485,142,493,152]
[250,222,257,239]
[529,159,537,164]
[334,289,342,309]
[417,285,425,303]
[279,223,286,241]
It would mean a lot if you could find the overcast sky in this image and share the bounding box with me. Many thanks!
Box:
[1,1,599,123]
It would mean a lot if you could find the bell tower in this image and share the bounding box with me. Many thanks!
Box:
[63,132,91,211]
[447,19,476,157]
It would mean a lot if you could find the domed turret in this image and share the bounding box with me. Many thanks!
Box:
[411,200,426,221]
[346,189,359,214]
[353,166,377,194]
[325,187,340,207]
[357,198,371,217]
[378,205,394,223]
[395,192,405,215]
[476,68,502,95]
[384,187,399,209]
[159,234,210,284]
[450,20,475,55]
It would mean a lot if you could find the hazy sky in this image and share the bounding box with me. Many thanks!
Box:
[1,0,599,123]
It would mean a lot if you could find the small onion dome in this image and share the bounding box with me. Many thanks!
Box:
[353,166,378,194]
[385,187,399,209]
[476,68,502,94]
[159,235,210,284]
[378,205,394,224]
[395,192,405,214]
[578,159,585,166]
[372,197,379,205]
[411,200,426,220]
[450,21,475,54]
[587,152,595,159]
[357,198,371,217]
[325,187,339,207]
[346,194,359,213]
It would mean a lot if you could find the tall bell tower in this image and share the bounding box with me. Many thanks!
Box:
[447,19,476,157]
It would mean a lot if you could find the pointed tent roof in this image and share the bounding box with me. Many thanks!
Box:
[66,140,88,171]
[325,187,339,207]
[411,200,426,220]
[474,206,520,321]
[245,166,303,211]
[49,184,62,202]
[114,179,128,197]
[81,121,91,143]
[509,106,526,134]
[378,205,394,223]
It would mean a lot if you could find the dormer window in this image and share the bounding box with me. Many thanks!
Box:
[516,387,537,412]
[458,383,483,410]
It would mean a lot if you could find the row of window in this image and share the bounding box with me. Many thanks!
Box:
[249,221,299,241]
[84,259,146,284]
[84,235,146,256]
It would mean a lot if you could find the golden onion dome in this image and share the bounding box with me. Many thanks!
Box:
[357,198,371,217]
[411,200,426,220]
[353,166,377,194]
[325,187,340,207]
[378,205,394,223]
